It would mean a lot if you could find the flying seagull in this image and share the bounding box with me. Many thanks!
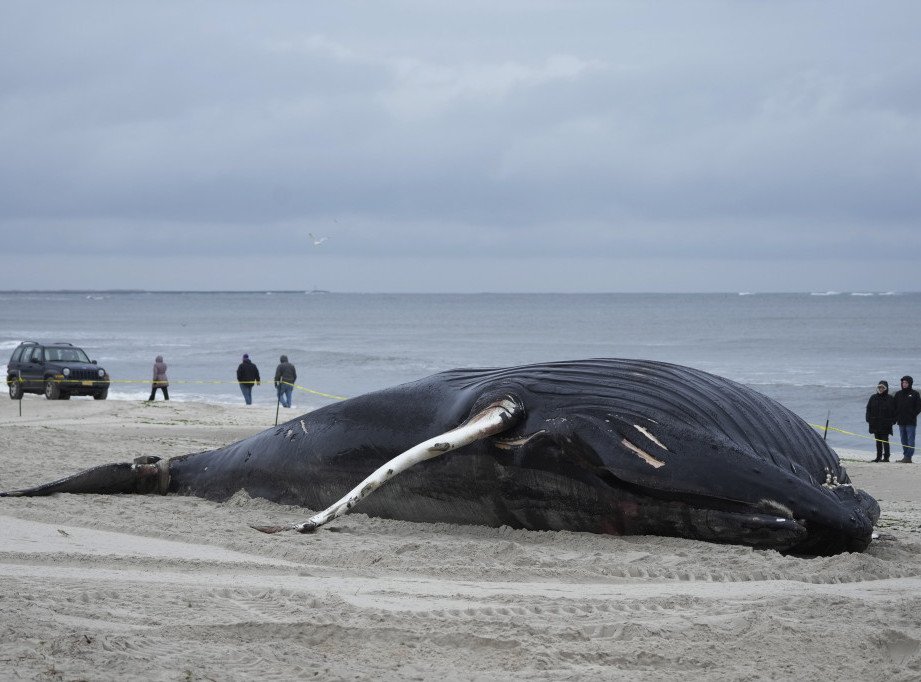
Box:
[308,233,328,245]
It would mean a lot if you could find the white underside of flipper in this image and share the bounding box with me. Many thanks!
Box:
[252,396,523,534]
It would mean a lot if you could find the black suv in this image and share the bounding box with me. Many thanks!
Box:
[7,341,110,400]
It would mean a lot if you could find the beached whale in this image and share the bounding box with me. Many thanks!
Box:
[2,358,879,555]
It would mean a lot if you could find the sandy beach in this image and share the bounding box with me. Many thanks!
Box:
[1,396,920,681]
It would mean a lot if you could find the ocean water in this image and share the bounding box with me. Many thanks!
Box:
[2,291,919,453]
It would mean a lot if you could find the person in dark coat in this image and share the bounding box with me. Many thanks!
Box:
[236,354,261,405]
[274,354,297,408]
[893,375,921,463]
[865,380,895,462]
[148,355,169,401]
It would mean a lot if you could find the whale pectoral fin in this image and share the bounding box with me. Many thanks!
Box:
[252,396,524,535]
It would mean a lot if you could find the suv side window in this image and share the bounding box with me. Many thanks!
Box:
[30,347,44,363]
[10,347,24,363]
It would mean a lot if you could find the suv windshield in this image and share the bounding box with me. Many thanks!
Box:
[44,346,91,363]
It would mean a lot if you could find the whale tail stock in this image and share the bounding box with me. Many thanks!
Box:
[252,395,524,534]
[0,396,523,510]
[0,456,170,498]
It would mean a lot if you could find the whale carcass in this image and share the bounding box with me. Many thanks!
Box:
[1,359,879,555]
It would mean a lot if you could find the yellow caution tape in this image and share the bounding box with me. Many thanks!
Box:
[278,381,346,401]
[808,422,912,448]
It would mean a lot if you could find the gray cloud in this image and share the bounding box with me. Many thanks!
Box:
[1,1,919,292]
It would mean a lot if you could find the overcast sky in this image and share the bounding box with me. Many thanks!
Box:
[2,1,919,293]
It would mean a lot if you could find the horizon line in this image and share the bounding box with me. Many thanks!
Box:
[0,289,914,296]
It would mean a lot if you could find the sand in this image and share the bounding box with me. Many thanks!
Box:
[1,396,920,681]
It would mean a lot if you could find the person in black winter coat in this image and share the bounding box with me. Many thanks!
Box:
[236,354,261,405]
[893,375,921,463]
[866,380,896,462]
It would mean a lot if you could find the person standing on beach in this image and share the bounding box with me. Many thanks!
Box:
[865,380,895,462]
[236,354,261,405]
[147,355,170,401]
[893,375,921,463]
[274,354,297,408]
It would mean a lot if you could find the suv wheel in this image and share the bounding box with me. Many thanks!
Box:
[44,378,61,400]
[9,377,22,400]
[94,388,108,400]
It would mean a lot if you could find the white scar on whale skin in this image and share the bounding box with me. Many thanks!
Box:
[252,397,523,535]
[634,425,668,451]
[621,438,666,468]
